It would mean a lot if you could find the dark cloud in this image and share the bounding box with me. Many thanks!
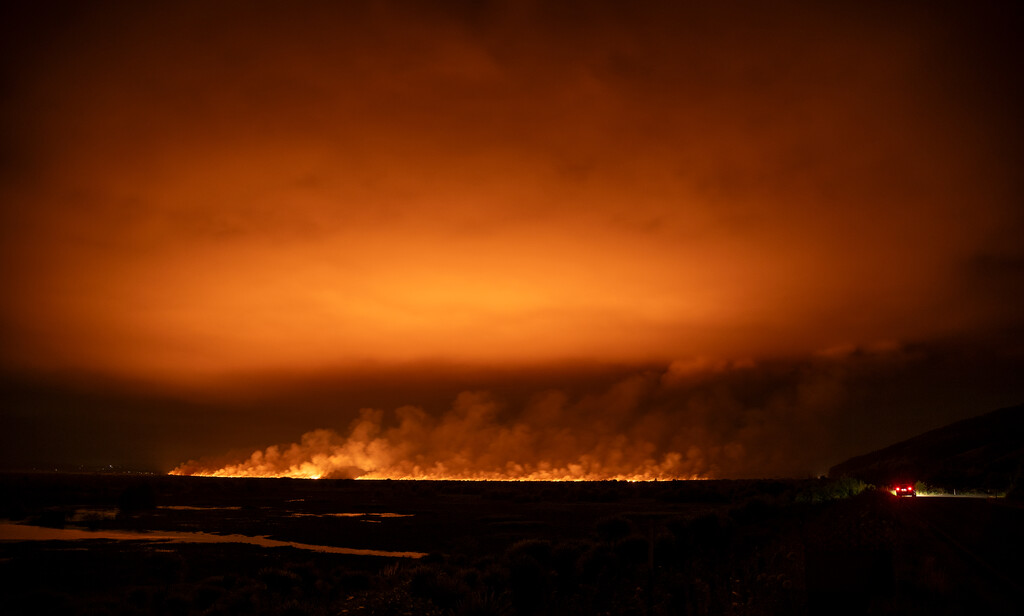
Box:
[1,1,1022,476]
[6,341,1020,477]
[167,344,1023,478]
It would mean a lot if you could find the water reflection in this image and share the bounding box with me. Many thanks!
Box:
[0,522,425,558]
[290,512,414,519]
[330,512,413,518]
[69,508,119,522]
[158,505,243,511]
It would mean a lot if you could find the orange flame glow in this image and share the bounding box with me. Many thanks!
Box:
[170,391,706,481]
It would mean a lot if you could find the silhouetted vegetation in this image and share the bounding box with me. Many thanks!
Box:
[830,402,1024,492]
[2,473,1022,615]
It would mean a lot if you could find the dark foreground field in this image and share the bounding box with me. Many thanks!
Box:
[1,474,1022,615]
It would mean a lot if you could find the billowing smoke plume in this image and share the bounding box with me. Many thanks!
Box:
[171,347,932,480]
[171,388,700,480]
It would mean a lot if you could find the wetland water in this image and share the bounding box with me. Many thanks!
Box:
[0,522,426,558]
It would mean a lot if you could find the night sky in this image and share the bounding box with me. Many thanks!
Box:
[2,1,1022,478]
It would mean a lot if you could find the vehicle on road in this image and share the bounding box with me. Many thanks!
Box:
[893,483,916,497]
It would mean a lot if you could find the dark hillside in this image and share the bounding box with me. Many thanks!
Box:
[829,403,1024,491]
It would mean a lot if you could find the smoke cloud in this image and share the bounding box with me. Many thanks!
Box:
[2,1,1023,379]
[2,2,1022,476]
[171,346,963,480]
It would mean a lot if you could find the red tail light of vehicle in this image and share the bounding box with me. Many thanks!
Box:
[894,483,916,497]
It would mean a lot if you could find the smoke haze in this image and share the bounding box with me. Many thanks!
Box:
[166,342,1022,480]
[1,1,1022,476]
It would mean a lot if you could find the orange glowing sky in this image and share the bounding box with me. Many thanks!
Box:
[1,1,1022,476]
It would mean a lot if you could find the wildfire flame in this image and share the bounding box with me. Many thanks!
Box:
[170,390,707,481]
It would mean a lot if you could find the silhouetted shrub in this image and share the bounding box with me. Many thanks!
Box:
[730,497,777,525]
[613,534,650,567]
[257,568,302,596]
[551,540,590,590]
[795,477,868,503]
[508,554,549,613]
[220,584,259,615]
[162,592,190,616]
[141,551,186,583]
[576,543,612,583]
[596,516,632,542]
[506,538,552,565]
[671,512,731,554]
[191,584,224,611]
[275,599,327,616]
[478,559,510,595]
[407,566,467,610]
[334,570,371,591]
[452,590,513,616]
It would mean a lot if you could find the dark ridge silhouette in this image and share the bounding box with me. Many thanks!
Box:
[829,403,1024,491]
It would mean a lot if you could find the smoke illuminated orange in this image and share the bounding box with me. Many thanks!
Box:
[2,2,1018,383]
[170,390,707,481]
[3,3,1023,479]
